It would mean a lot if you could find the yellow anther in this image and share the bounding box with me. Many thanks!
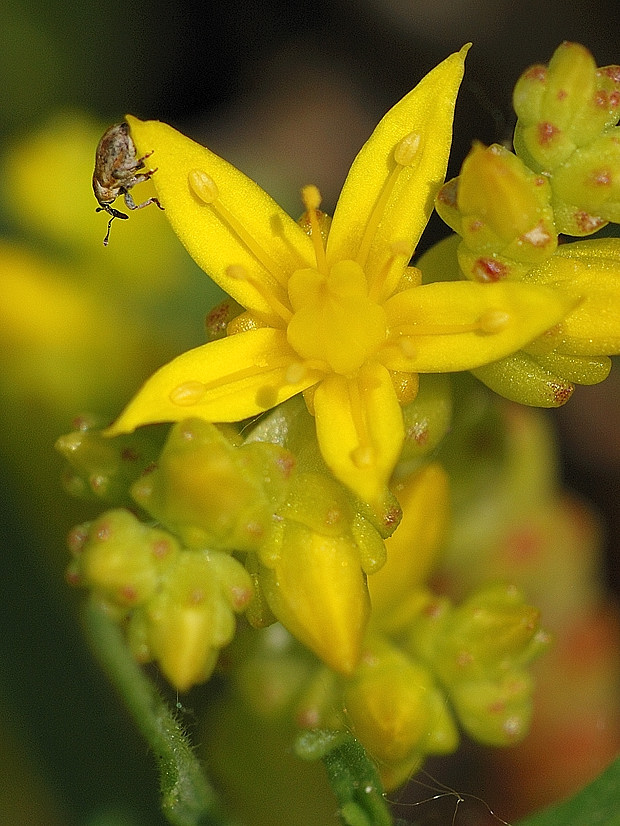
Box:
[285,362,307,384]
[300,185,327,274]
[478,309,511,333]
[170,381,207,406]
[226,264,249,280]
[255,385,279,409]
[188,169,219,204]
[351,445,375,468]
[301,184,322,211]
[398,336,417,358]
[393,131,422,167]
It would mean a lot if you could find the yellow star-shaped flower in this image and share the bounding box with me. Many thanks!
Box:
[108,47,572,503]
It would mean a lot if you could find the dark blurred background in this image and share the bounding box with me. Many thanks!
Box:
[1,1,619,824]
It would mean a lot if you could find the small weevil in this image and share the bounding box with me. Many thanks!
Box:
[93,122,164,245]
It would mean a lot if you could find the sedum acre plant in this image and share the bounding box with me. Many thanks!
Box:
[58,42,620,826]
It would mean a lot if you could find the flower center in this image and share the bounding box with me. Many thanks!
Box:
[286,260,387,375]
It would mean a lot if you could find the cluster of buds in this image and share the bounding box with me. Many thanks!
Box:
[513,41,620,235]
[66,508,254,691]
[59,397,548,788]
[432,42,620,407]
[61,410,397,683]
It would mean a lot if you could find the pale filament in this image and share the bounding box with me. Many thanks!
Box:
[355,131,422,270]
[301,185,328,275]
[188,168,290,289]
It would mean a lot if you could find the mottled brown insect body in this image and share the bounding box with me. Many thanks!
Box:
[93,122,163,245]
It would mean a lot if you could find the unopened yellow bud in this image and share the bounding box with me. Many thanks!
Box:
[524,238,620,358]
[128,550,253,691]
[258,522,370,675]
[369,463,449,623]
[449,143,557,267]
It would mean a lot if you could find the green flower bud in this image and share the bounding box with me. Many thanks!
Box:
[131,418,294,551]
[406,584,549,749]
[524,349,611,385]
[551,129,620,233]
[513,42,620,171]
[436,144,557,283]
[472,350,575,407]
[343,637,458,790]
[398,374,453,471]
[56,418,161,504]
[450,671,534,745]
[128,549,253,691]
[66,509,179,608]
[433,584,548,684]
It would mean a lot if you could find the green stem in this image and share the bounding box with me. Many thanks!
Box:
[296,730,393,826]
[84,598,236,826]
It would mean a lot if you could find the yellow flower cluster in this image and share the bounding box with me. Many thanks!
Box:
[60,42,620,790]
[106,46,573,505]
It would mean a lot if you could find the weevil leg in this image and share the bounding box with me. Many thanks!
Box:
[123,189,164,211]
[96,204,129,246]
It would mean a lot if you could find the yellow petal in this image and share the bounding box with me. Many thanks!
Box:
[525,239,620,355]
[313,363,405,504]
[125,115,314,318]
[383,280,575,372]
[326,47,469,282]
[107,327,321,434]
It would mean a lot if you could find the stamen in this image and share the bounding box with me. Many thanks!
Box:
[347,379,376,469]
[226,265,292,324]
[188,168,219,203]
[301,185,328,275]
[169,359,294,410]
[188,168,289,288]
[398,336,417,358]
[368,240,412,303]
[393,131,422,166]
[356,132,422,270]
[351,445,374,468]
[255,385,279,409]
[395,308,512,339]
